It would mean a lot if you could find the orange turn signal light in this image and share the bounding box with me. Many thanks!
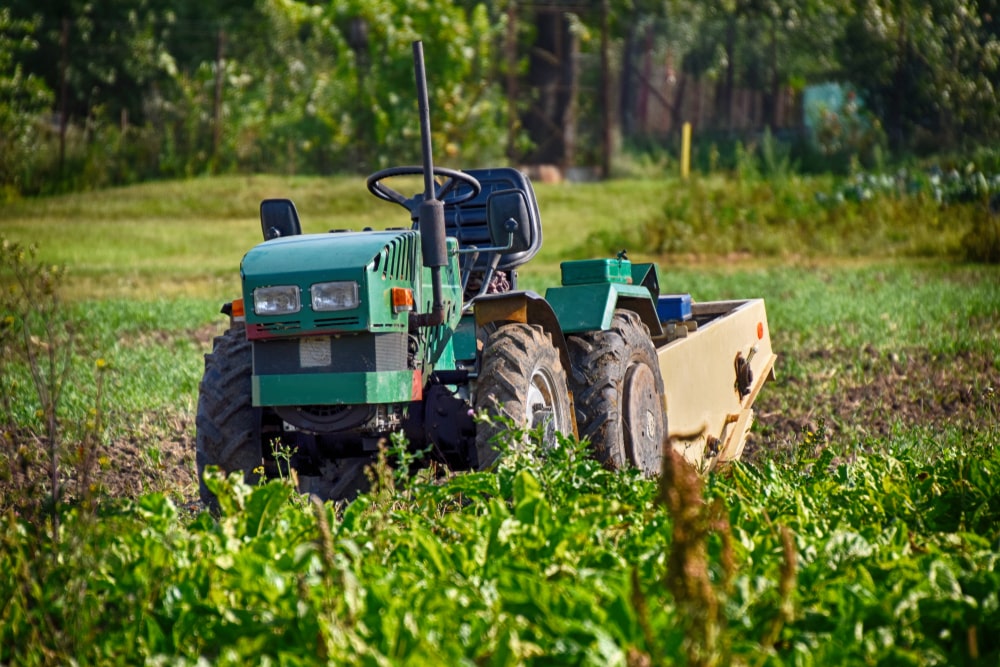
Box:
[232,298,246,320]
[391,287,414,314]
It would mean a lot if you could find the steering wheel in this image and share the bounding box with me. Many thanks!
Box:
[366,166,482,215]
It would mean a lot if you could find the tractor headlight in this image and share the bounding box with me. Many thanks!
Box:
[311,281,359,312]
[253,285,301,315]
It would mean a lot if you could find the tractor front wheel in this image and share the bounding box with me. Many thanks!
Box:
[568,309,666,475]
[473,323,573,469]
[195,325,262,508]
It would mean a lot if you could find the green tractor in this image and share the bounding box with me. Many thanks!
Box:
[196,42,775,504]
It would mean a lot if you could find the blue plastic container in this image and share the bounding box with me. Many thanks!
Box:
[656,294,692,322]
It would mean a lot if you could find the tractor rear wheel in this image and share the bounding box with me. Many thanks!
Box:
[473,323,573,469]
[195,325,262,508]
[568,309,666,475]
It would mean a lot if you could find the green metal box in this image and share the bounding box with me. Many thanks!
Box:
[560,259,633,286]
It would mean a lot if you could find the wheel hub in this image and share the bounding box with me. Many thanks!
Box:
[622,362,664,474]
[528,369,561,441]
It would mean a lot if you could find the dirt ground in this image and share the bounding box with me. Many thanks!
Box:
[8,343,992,510]
[749,346,999,460]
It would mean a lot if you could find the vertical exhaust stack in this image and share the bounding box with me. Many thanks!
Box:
[412,40,447,328]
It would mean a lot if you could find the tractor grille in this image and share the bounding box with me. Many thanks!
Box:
[253,332,407,375]
[379,233,417,281]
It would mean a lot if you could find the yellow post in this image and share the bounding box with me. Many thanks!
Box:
[681,122,692,179]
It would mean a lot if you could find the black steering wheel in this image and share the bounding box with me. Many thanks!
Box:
[366,166,482,215]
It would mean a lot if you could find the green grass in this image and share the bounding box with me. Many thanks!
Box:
[0,175,688,299]
[0,175,393,299]
[9,172,983,300]
[1,175,999,664]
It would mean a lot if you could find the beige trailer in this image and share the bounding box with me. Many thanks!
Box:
[655,298,777,470]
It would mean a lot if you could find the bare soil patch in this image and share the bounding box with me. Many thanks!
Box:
[751,346,999,459]
[104,412,199,500]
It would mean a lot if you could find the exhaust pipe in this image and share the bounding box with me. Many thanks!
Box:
[411,40,447,328]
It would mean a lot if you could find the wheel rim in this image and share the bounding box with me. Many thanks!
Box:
[622,362,664,474]
[526,367,563,441]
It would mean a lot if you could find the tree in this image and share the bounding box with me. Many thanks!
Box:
[837,0,1000,151]
[0,9,53,197]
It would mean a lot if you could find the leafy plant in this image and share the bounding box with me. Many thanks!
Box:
[1,421,998,664]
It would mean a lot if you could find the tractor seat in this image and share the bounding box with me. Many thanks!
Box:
[438,167,543,272]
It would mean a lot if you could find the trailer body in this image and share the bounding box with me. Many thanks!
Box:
[655,298,776,468]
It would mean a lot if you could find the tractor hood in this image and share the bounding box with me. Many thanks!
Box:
[242,230,414,277]
[240,230,421,337]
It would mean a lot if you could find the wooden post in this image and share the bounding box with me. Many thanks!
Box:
[681,122,691,179]
[638,25,652,133]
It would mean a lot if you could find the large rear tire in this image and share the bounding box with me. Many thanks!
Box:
[568,310,666,475]
[195,326,262,507]
[473,323,573,469]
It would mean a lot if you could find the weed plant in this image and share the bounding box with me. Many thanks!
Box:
[0,241,106,521]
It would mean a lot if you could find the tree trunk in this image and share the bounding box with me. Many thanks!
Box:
[719,14,737,132]
[619,15,637,137]
[505,2,519,160]
[521,8,577,165]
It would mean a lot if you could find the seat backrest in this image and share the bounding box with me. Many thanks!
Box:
[260,198,302,241]
[440,167,543,271]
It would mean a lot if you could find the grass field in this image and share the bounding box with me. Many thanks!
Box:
[1,174,998,664]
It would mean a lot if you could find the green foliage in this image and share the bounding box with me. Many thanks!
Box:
[837,0,1000,152]
[2,0,507,195]
[723,438,1000,664]
[963,208,1000,263]
[0,9,53,200]
[1,426,998,664]
[577,170,998,262]
[810,89,888,172]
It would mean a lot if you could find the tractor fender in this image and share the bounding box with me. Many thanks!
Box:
[544,283,663,337]
[471,290,572,373]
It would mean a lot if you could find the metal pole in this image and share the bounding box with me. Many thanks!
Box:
[411,41,447,326]
[413,42,436,201]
